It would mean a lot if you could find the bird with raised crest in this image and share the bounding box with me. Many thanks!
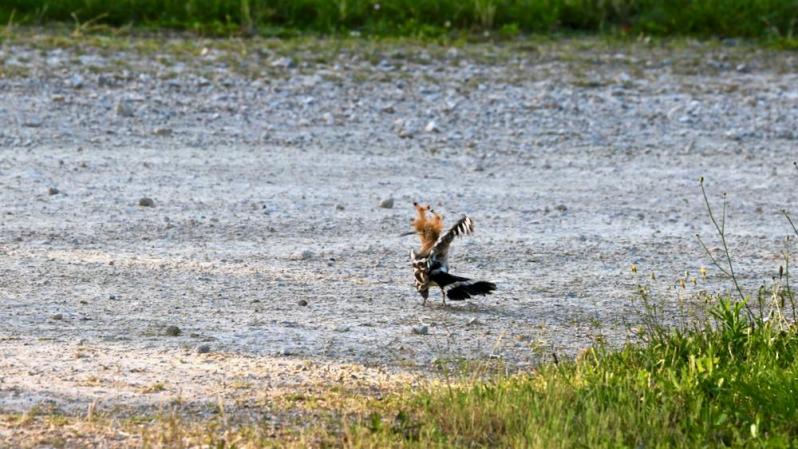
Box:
[405,202,496,305]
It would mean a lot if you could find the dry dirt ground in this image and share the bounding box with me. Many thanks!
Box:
[0,31,797,445]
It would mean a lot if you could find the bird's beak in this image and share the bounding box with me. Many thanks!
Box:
[398,231,416,237]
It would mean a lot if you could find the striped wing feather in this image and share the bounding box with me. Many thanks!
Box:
[430,216,474,258]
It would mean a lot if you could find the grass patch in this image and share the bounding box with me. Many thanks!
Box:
[0,0,796,40]
[339,301,798,448]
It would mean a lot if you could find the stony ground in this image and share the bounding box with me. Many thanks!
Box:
[1,30,797,445]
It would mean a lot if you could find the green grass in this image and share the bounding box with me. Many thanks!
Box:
[335,298,798,448]
[0,0,796,39]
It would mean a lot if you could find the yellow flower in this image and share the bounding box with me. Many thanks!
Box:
[699,266,708,279]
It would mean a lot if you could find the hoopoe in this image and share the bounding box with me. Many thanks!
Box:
[408,202,496,305]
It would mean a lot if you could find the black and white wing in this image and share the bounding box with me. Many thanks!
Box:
[429,215,474,259]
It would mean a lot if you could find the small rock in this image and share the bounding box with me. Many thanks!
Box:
[48,187,60,196]
[51,95,66,103]
[69,74,84,89]
[164,325,181,336]
[279,347,294,356]
[424,121,440,133]
[335,204,345,211]
[153,127,173,136]
[297,299,308,306]
[50,313,64,321]
[381,104,395,114]
[271,57,296,69]
[291,249,313,260]
[466,317,479,326]
[195,344,211,354]
[115,101,135,117]
[555,204,568,212]
[138,197,155,207]
[379,198,394,209]
[411,325,429,335]
[334,325,351,333]
[22,116,43,128]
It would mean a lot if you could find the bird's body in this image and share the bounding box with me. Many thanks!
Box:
[409,205,496,305]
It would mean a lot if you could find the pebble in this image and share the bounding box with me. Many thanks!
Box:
[22,116,43,128]
[138,197,155,207]
[280,347,294,356]
[291,249,313,260]
[297,299,308,306]
[271,57,296,69]
[115,101,135,117]
[164,325,181,336]
[195,344,211,354]
[153,127,173,136]
[411,325,429,335]
[379,198,394,209]
[424,120,439,133]
[69,74,84,89]
[50,313,64,321]
[48,187,60,196]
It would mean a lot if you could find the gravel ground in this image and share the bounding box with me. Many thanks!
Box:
[1,32,797,420]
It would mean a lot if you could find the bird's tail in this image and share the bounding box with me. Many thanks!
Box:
[447,280,496,300]
[429,271,496,301]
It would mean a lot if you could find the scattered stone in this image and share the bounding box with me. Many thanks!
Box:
[164,325,181,336]
[411,325,429,335]
[115,100,135,117]
[48,187,60,196]
[394,119,416,138]
[50,313,64,321]
[271,57,296,69]
[381,104,395,114]
[69,74,84,89]
[466,317,479,326]
[138,197,155,207]
[153,127,173,136]
[424,120,440,133]
[51,95,66,103]
[22,116,43,128]
[195,344,211,354]
[379,197,394,209]
[555,204,568,212]
[291,249,313,260]
[297,299,308,306]
[335,204,345,211]
[279,347,294,356]
[334,325,351,333]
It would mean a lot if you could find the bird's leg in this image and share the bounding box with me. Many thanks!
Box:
[441,288,446,306]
